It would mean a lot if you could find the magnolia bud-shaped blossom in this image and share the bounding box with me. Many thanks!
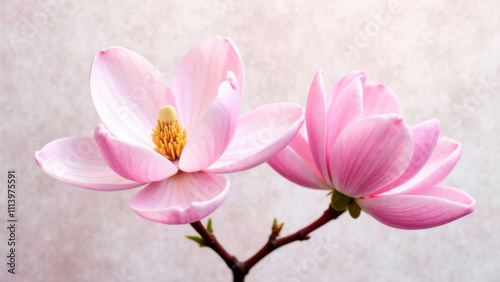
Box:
[268,70,474,229]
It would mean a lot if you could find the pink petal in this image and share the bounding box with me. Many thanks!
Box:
[357,186,475,229]
[325,70,367,108]
[288,132,325,180]
[268,133,329,189]
[306,70,331,184]
[329,114,413,198]
[130,172,230,225]
[171,37,244,136]
[179,72,241,172]
[90,47,175,147]
[381,138,462,196]
[35,137,143,191]
[325,71,365,161]
[94,124,178,183]
[367,119,441,196]
[203,103,305,173]
[362,82,402,117]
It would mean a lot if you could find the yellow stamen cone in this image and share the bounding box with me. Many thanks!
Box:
[151,105,186,161]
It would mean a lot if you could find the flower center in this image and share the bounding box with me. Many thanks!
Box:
[151,105,187,161]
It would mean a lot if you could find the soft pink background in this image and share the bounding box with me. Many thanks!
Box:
[1,0,499,281]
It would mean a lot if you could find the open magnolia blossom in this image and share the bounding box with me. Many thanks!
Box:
[268,70,475,229]
[35,37,305,225]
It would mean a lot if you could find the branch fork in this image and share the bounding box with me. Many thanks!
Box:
[190,205,345,281]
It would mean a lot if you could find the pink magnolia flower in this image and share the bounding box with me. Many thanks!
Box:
[35,37,304,225]
[268,70,475,229]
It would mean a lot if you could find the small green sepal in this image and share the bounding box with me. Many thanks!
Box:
[207,218,213,234]
[348,200,362,219]
[186,236,205,247]
[331,190,351,211]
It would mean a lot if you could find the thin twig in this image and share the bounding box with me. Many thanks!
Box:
[189,221,246,281]
[242,205,344,272]
[189,205,345,281]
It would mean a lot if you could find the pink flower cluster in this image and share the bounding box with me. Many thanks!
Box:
[36,37,474,229]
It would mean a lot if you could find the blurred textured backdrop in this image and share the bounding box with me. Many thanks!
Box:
[1,0,499,281]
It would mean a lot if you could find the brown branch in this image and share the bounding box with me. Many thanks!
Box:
[189,221,246,281]
[242,205,344,272]
[189,205,345,281]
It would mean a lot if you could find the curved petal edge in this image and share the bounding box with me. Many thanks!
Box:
[330,114,413,198]
[203,103,305,173]
[94,124,178,183]
[171,37,244,136]
[179,72,241,172]
[90,46,175,147]
[357,186,475,229]
[35,137,143,191]
[130,172,230,225]
[268,146,329,189]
